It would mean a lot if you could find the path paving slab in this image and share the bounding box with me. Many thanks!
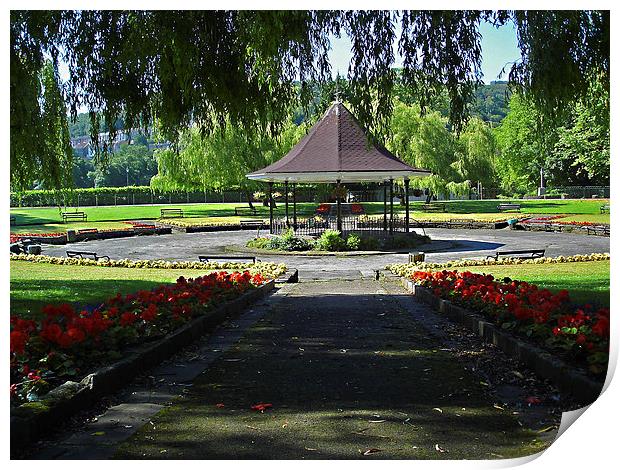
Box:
[114,279,550,459]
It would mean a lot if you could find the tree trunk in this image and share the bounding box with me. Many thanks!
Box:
[244,190,254,210]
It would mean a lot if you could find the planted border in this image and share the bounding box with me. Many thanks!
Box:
[397,273,607,404]
[9,270,298,451]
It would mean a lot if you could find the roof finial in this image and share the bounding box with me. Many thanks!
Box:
[334,72,342,104]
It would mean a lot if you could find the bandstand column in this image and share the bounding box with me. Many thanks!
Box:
[292,183,297,230]
[268,182,274,234]
[404,178,410,233]
[389,178,394,234]
[285,180,289,227]
[336,179,342,232]
[383,181,387,231]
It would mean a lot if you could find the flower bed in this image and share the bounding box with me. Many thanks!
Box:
[10,232,65,244]
[387,253,610,279]
[10,253,287,279]
[523,215,609,227]
[10,271,266,404]
[408,270,609,376]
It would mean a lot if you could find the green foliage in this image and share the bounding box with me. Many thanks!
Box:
[11,10,609,179]
[246,230,313,252]
[88,143,157,188]
[314,230,347,252]
[345,233,361,251]
[150,120,306,197]
[470,81,510,124]
[10,60,73,191]
[552,74,609,183]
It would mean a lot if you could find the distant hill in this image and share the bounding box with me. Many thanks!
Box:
[470,81,510,124]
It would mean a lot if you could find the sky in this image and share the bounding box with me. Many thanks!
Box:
[328,20,522,83]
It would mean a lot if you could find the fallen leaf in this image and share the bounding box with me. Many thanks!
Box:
[537,425,557,433]
[361,448,382,456]
[435,444,448,453]
[526,396,542,405]
[512,370,525,379]
[493,404,505,411]
[368,419,386,423]
[160,449,167,454]
[91,431,106,436]
[245,425,259,431]
[432,408,443,413]
[305,447,318,451]
[216,403,225,408]
[282,422,289,428]
[251,402,273,412]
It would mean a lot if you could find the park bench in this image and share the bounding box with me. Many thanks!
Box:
[198,255,258,264]
[497,203,521,212]
[66,250,110,261]
[62,211,87,223]
[234,206,258,216]
[487,249,545,261]
[421,203,445,212]
[10,216,16,225]
[239,219,264,229]
[600,204,610,214]
[586,225,610,236]
[160,208,184,218]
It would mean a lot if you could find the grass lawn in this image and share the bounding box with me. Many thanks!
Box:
[10,221,131,234]
[10,199,609,230]
[453,260,610,308]
[10,260,220,319]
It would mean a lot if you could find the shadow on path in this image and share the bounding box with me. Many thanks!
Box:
[115,280,549,460]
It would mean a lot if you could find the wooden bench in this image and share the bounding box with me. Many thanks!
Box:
[587,225,610,236]
[66,250,110,261]
[240,219,264,229]
[235,206,258,216]
[160,208,183,218]
[497,203,521,212]
[600,204,610,214]
[62,211,87,223]
[487,249,545,261]
[198,255,258,264]
[421,203,445,212]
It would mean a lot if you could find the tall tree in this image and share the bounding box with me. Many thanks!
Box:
[151,121,307,207]
[10,60,73,191]
[11,10,609,190]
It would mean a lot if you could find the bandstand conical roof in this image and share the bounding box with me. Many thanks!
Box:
[247,102,430,183]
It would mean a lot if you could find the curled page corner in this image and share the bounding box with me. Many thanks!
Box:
[556,405,590,440]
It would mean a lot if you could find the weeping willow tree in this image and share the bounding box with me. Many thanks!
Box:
[11,10,609,190]
[10,60,73,191]
[151,121,307,208]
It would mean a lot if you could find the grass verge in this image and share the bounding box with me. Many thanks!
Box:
[451,260,609,307]
[10,260,223,319]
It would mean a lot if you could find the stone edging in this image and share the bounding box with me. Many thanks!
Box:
[400,279,604,405]
[10,276,289,452]
[16,227,173,246]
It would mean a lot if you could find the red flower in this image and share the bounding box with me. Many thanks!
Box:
[120,312,137,327]
[10,331,28,354]
[140,304,158,322]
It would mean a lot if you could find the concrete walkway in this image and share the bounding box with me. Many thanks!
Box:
[40,227,610,281]
[106,278,554,459]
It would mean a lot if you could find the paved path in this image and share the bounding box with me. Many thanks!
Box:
[107,278,552,459]
[41,228,610,280]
